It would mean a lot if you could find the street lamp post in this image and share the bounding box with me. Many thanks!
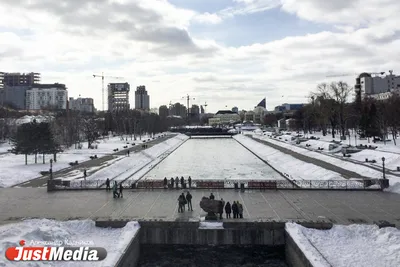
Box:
[382,157,386,179]
[49,159,53,180]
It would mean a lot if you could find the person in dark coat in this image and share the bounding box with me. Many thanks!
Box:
[175,177,179,188]
[164,177,168,188]
[180,176,185,188]
[218,199,224,219]
[105,178,111,191]
[181,193,187,211]
[225,202,232,218]
[188,176,192,188]
[119,183,123,198]
[186,191,193,211]
[232,201,238,218]
[178,194,184,213]
[170,177,174,188]
[210,193,215,200]
[238,201,243,218]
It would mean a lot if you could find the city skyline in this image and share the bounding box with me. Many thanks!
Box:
[1,1,400,112]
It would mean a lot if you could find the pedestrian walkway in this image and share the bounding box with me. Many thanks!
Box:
[14,135,176,188]
[1,188,399,227]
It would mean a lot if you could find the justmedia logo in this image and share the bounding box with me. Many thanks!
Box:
[5,240,107,261]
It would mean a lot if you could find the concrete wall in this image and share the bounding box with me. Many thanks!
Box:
[285,232,315,267]
[115,230,141,267]
[139,221,285,245]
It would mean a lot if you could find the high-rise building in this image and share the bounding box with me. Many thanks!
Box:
[0,72,40,109]
[135,85,150,110]
[1,72,40,87]
[159,105,169,118]
[26,83,68,110]
[108,83,130,112]
[69,97,95,113]
[169,102,187,118]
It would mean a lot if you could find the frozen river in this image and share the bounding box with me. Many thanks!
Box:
[142,138,283,180]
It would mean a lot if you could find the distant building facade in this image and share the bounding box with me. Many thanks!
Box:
[69,97,94,113]
[108,83,130,112]
[232,106,239,113]
[26,83,68,110]
[135,85,150,110]
[0,72,40,87]
[169,102,187,118]
[274,103,304,113]
[212,110,241,125]
[159,105,169,118]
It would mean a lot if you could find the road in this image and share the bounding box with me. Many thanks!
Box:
[14,134,176,188]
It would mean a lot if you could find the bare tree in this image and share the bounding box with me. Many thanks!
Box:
[81,116,99,148]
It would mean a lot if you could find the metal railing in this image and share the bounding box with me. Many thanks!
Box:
[48,178,388,191]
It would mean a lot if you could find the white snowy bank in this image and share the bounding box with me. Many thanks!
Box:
[0,133,162,188]
[0,219,140,267]
[75,134,189,184]
[286,223,400,267]
[234,134,345,181]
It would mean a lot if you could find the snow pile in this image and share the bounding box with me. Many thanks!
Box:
[199,222,224,229]
[0,219,140,267]
[286,223,400,267]
[234,135,345,181]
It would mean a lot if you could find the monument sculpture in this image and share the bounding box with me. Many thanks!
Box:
[200,196,225,220]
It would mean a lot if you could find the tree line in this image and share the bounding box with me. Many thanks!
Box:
[5,109,186,164]
[264,81,400,145]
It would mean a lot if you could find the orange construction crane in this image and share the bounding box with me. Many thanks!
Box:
[93,72,124,111]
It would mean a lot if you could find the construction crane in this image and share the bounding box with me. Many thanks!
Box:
[182,94,195,117]
[93,72,124,111]
[326,72,385,78]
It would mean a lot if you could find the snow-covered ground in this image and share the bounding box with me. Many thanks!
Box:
[256,132,400,193]
[142,136,284,181]
[66,134,189,187]
[286,223,400,267]
[234,135,345,182]
[0,219,140,267]
[0,134,163,188]
[0,141,12,153]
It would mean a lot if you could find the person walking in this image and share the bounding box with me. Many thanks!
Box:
[186,191,193,211]
[210,193,215,200]
[225,202,232,219]
[178,194,185,213]
[83,169,87,180]
[180,176,185,188]
[119,183,123,198]
[113,181,119,198]
[238,201,243,218]
[105,178,111,191]
[181,193,187,211]
[164,177,168,188]
[175,177,179,189]
[170,177,174,188]
[188,176,192,188]
[218,199,224,219]
[232,201,238,218]
[127,150,130,157]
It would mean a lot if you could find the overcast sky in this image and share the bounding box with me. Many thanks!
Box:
[1,0,400,112]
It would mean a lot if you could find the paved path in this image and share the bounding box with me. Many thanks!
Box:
[1,188,399,227]
[251,137,370,179]
[14,135,176,188]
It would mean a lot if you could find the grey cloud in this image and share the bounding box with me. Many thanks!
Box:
[0,47,24,61]
[3,0,215,57]
[193,75,218,82]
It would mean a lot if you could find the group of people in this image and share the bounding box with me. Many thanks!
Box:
[210,193,244,219]
[177,191,193,212]
[165,176,192,189]
[105,178,123,198]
